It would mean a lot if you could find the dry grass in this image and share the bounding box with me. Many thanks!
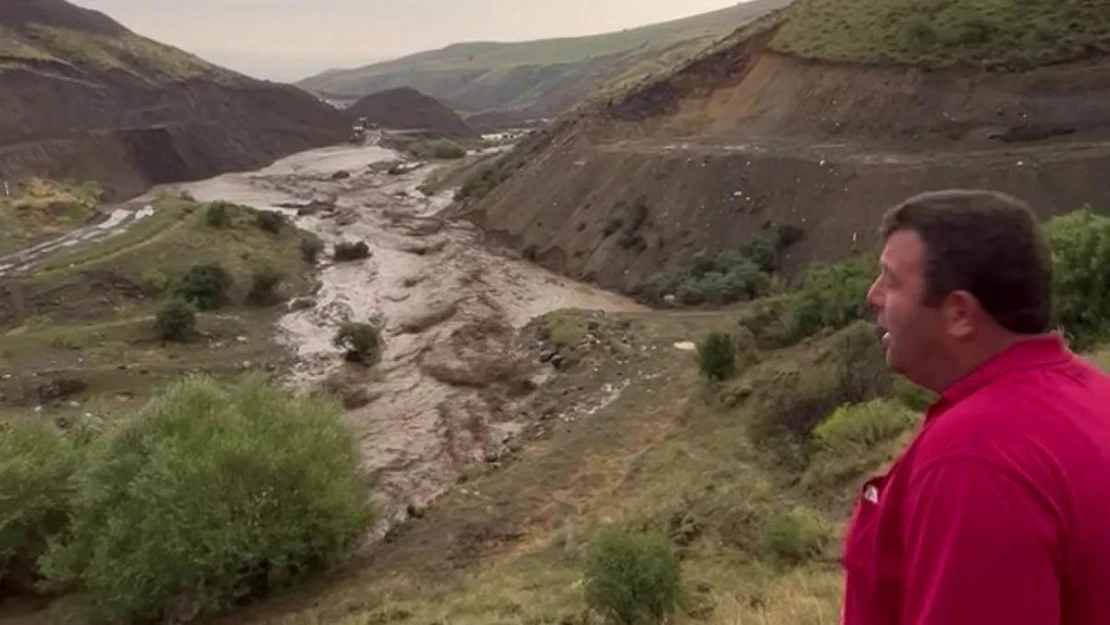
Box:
[0,26,60,63]
[1087,346,1110,373]
[35,198,311,301]
[771,0,1110,68]
[707,569,842,625]
[7,25,228,82]
[0,178,100,255]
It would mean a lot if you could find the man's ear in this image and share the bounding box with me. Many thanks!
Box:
[943,290,981,339]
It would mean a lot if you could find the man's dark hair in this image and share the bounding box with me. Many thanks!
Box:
[881,189,1053,334]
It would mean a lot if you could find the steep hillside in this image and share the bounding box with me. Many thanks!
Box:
[457,1,1110,296]
[297,0,793,128]
[0,0,348,201]
[347,87,476,138]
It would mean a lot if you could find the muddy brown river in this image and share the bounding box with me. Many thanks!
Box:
[175,144,644,539]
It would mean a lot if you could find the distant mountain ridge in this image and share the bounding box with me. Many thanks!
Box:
[297,0,793,129]
[0,0,347,201]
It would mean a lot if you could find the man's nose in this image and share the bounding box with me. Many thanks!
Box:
[866,280,883,314]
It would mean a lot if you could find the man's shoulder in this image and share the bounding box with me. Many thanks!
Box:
[913,360,1110,472]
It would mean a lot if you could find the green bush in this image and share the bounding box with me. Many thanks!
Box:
[812,399,918,453]
[333,322,384,366]
[454,161,510,202]
[427,139,467,160]
[254,210,287,234]
[334,241,371,262]
[893,377,936,411]
[205,202,232,228]
[40,374,373,624]
[139,268,170,294]
[583,528,681,625]
[1044,209,1110,351]
[749,322,891,467]
[760,507,831,569]
[736,296,799,349]
[247,267,284,307]
[636,228,799,306]
[0,419,76,592]
[803,398,920,506]
[155,299,197,342]
[300,236,324,264]
[174,263,232,311]
[697,331,737,381]
[739,254,875,348]
[790,255,876,339]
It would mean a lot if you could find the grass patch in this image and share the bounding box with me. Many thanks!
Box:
[36,196,192,275]
[801,398,918,504]
[32,199,313,315]
[1086,346,1110,373]
[771,0,1110,68]
[21,26,226,82]
[405,138,469,160]
[0,178,101,255]
[454,157,513,202]
[540,310,587,349]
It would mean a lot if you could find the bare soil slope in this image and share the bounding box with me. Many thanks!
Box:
[459,9,1110,294]
[0,0,348,201]
[346,87,477,138]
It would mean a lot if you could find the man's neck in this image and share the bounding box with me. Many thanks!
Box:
[931,331,1030,395]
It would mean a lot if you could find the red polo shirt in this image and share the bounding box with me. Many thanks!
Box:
[842,334,1110,625]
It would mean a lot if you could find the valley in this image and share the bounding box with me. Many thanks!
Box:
[4,1,1110,625]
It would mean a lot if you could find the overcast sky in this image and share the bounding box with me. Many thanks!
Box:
[71,0,743,82]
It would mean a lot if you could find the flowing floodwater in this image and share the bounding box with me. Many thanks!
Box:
[177,144,644,537]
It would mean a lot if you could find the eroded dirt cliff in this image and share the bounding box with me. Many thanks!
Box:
[459,13,1110,293]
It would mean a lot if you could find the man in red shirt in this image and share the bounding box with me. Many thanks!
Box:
[844,189,1110,625]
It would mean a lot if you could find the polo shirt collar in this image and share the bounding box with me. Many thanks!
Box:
[925,333,1073,421]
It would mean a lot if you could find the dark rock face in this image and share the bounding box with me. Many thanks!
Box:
[346,87,477,139]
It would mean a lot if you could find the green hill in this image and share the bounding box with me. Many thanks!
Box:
[0,0,347,201]
[771,0,1110,68]
[297,0,792,125]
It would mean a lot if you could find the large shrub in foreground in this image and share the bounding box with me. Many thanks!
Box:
[41,375,373,624]
[583,528,682,625]
[0,419,76,592]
